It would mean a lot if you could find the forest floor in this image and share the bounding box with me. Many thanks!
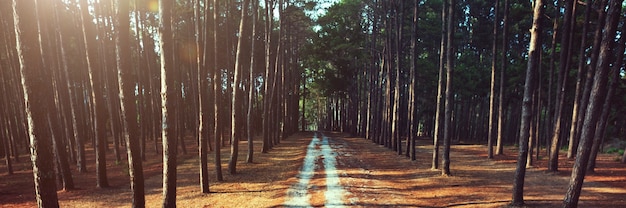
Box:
[1,131,625,207]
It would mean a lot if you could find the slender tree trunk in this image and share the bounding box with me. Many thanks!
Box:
[441,0,455,176]
[574,0,607,164]
[12,0,60,205]
[262,0,274,154]
[213,0,224,181]
[432,0,446,170]
[79,0,111,187]
[229,0,251,175]
[496,0,510,156]
[195,0,209,194]
[567,0,593,159]
[545,1,559,157]
[409,0,420,161]
[247,0,258,164]
[117,0,146,206]
[488,0,499,159]
[160,0,178,206]
[548,0,575,171]
[511,0,543,205]
[563,1,622,206]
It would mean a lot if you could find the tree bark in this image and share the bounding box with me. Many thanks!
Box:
[511,0,543,205]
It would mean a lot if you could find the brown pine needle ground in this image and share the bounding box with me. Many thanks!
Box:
[1,132,625,207]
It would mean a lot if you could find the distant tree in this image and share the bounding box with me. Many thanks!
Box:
[12,0,60,206]
[511,0,543,205]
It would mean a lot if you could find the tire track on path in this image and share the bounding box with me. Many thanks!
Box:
[285,132,346,208]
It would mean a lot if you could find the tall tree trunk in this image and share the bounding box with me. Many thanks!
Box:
[229,0,251,175]
[391,0,403,155]
[511,0,543,205]
[12,0,60,206]
[432,0,446,170]
[247,0,258,164]
[548,0,575,171]
[79,0,111,188]
[496,0,509,155]
[117,0,145,206]
[213,0,224,181]
[262,0,273,153]
[563,1,621,206]
[160,0,178,206]
[195,0,210,194]
[573,0,607,164]
[488,0,499,159]
[409,0,420,161]
[567,0,593,159]
[441,0,455,176]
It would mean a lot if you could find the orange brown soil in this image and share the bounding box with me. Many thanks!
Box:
[1,132,625,207]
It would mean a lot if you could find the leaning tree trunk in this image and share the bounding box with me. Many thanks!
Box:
[563,1,622,206]
[511,0,543,205]
[12,0,60,206]
[229,0,251,175]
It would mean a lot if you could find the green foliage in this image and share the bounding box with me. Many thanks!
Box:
[605,147,625,155]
